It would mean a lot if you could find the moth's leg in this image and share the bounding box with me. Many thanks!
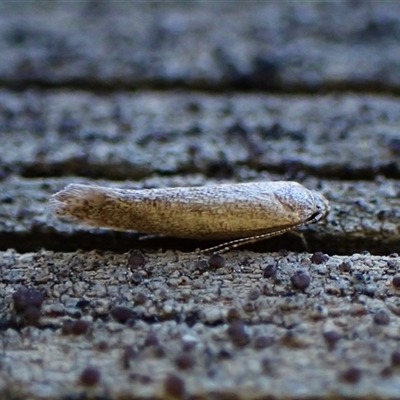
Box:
[197,225,299,255]
[287,230,309,252]
[198,213,323,255]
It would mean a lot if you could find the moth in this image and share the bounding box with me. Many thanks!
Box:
[49,181,329,253]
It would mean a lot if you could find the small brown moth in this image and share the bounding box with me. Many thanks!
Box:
[49,181,329,253]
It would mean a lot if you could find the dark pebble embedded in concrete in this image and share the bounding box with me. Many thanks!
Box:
[339,261,353,273]
[248,288,261,300]
[79,367,101,386]
[62,319,89,335]
[373,309,390,325]
[208,254,226,269]
[310,252,329,264]
[323,330,341,349]
[96,341,109,352]
[175,353,195,370]
[391,350,400,367]
[127,253,146,269]
[290,271,311,290]
[71,320,90,335]
[392,275,400,288]
[339,367,362,384]
[163,373,186,399]
[134,292,148,305]
[227,321,250,347]
[217,348,232,360]
[263,264,277,278]
[61,320,75,335]
[75,299,91,310]
[12,288,44,313]
[144,332,159,347]
[226,307,241,322]
[110,306,136,324]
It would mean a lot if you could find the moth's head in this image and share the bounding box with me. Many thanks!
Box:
[309,191,330,223]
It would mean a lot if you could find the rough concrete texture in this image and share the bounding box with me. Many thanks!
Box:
[2,1,400,399]
[0,2,400,90]
[2,250,400,399]
[1,91,400,180]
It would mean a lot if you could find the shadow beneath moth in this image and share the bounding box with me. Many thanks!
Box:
[49,181,329,253]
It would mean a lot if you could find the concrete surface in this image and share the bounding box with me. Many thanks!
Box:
[2,250,400,399]
[2,1,400,399]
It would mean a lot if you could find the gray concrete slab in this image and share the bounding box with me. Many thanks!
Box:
[0,2,399,90]
[1,91,400,181]
[2,250,400,399]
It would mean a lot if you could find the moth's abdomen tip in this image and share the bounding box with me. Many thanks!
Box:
[48,195,78,221]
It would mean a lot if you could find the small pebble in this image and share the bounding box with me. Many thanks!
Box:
[226,307,241,322]
[163,373,185,399]
[208,254,226,269]
[175,354,195,370]
[96,341,108,352]
[75,300,91,310]
[144,332,159,347]
[339,261,352,273]
[392,275,400,288]
[290,271,311,290]
[127,253,146,269]
[391,350,400,367]
[61,320,74,335]
[263,264,277,278]
[217,348,232,360]
[71,320,90,335]
[80,367,101,386]
[110,306,135,324]
[227,321,250,347]
[373,309,390,325]
[12,289,44,313]
[248,288,261,301]
[310,252,329,264]
[323,330,341,349]
[339,367,362,384]
[134,292,148,305]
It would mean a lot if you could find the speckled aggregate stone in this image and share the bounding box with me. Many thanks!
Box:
[2,249,400,399]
